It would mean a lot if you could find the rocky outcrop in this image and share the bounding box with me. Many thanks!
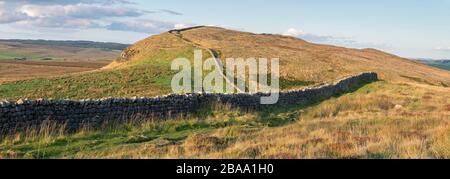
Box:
[117,47,139,62]
[0,72,377,135]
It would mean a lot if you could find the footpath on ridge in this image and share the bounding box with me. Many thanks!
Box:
[169,27,245,93]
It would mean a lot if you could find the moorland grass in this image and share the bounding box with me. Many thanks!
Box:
[0,47,199,100]
[1,81,449,159]
[0,52,53,60]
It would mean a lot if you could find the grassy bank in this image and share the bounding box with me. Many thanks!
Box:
[0,47,198,100]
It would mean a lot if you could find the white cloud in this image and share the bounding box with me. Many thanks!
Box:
[106,19,188,33]
[19,4,144,19]
[0,0,186,33]
[174,23,189,29]
[158,9,183,16]
[2,0,134,5]
[283,28,391,50]
[0,2,27,23]
[435,47,450,51]
[284,28,307,36]
[16,18,100,28]
[284,28,348,43]
[0,10,29,24]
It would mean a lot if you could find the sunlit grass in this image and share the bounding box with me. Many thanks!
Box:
[1,81,449,159]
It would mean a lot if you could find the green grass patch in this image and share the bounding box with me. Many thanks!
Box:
[0,51,56,60]
[280,78,315,90]
[0,64,174,100]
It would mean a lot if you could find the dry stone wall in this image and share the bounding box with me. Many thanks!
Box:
[0,72,377,135]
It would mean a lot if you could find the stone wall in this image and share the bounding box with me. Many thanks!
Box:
[0,72,377,135]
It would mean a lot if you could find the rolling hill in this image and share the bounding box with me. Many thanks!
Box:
[0,26,448,100]
[111,26,450,86]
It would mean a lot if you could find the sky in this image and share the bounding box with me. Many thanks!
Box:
[0,0,450,59]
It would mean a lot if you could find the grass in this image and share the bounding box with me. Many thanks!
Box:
[0,47,201,100]
[0,64,173,100]
[0,104,266,159]
[0,52,52,60]
[280,78,315,90]
[1,81,449,159]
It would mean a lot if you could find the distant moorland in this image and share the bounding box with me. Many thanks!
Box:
[417,59,450,71]
[0,39,128,51]
[0,39,125,83]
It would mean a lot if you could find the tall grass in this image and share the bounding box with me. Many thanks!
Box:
[1,81,449,159]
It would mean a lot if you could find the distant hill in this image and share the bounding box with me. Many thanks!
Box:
[0,39,128,51]
[0,39,125,83]
[416,59,450,71]
[0,39,124,61]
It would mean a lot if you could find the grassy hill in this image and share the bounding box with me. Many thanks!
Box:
[0,26,449,100]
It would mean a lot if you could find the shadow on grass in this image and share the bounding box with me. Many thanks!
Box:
[254,80,380,127]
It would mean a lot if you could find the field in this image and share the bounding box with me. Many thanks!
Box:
[0,40,123,84]
[0,60,111,84]
[1,81,449,159]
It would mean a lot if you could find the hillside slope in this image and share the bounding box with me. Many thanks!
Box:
[113,26,450,87]
[0,26,449,100]
[176,27,450,86]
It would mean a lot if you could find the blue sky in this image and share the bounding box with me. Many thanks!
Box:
[1,0,450,59]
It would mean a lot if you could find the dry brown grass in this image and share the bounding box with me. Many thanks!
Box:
[18,81,444,159]
[0,60,110,84]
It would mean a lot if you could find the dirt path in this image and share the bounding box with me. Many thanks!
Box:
[169,27,245,93]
